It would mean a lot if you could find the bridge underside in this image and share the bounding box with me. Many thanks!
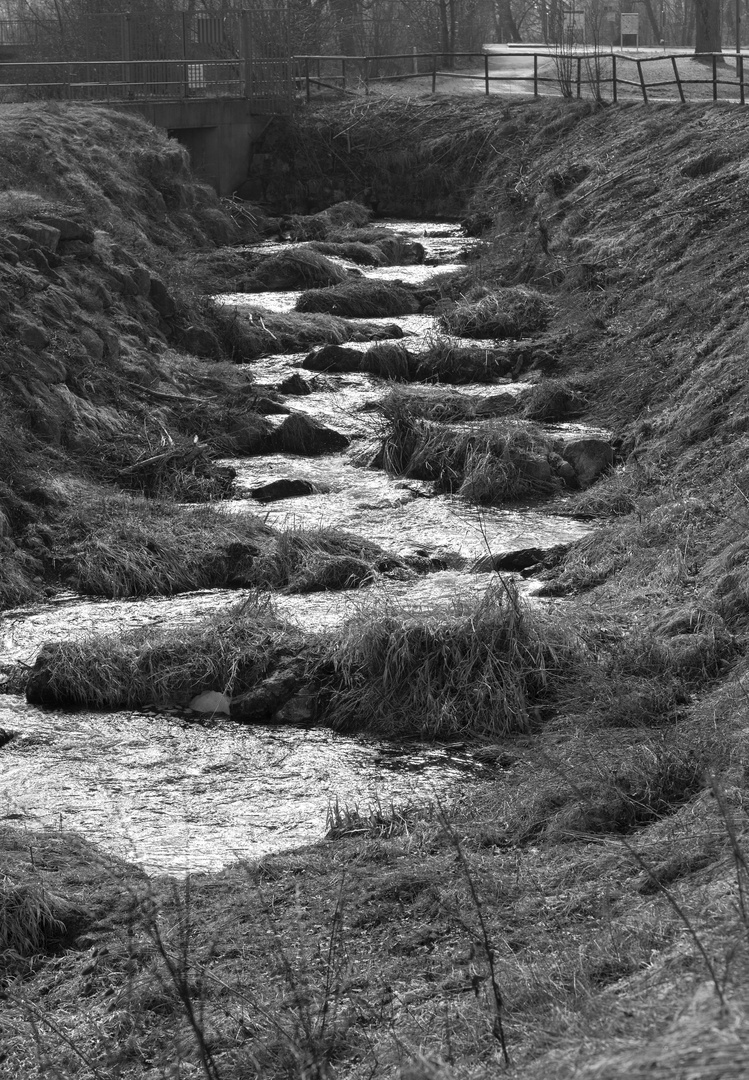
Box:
[109,98,276,197]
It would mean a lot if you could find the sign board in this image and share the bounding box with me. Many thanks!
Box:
[621,12,639,46]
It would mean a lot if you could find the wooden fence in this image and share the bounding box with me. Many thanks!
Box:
[293,50,749,105]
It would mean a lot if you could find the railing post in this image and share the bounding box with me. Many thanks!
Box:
[432,52,437,93]
[341,56,346,91]
[741,54,745,105]
[671,55,685,102]
[712,53,718,100]
[534,52,538,96]
[484,51,489,95]
[240,9,251,99]
[612,53,617,102]
[364,56,370,96]
[576,55,581,97]
[636,58,648,103]
[305,57,310,101]
[181,12,189,98]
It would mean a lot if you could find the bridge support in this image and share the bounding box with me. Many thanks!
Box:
[114,98,271,197]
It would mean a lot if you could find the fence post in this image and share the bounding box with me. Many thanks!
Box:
[576,55,581,97]
[341,56,346,91]
[305,56,310,101]
[612,53,617,102]
[740,54,745,105]
[712,53,718,100]
[636,58,648,103]
[240,9,251,99]
[671,55,685,102]
[432,53,437,93]
[364,56,370,96]
[484,51,489,95]
[534,52,538,96]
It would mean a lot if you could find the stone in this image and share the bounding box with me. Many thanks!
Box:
[230,662,307,723]
[5,232,33,254]
[187,690,231,716]
[272,413,350,455]
[59,240,96,260]
[129,266,151,297]
[472,547,545,573]
[250,479,318,502]
[302,344,362,373]
[252,395,290,415]
[78,327,105,361]
[274,687,316,725]
[35,215,95,243]
[180,325,220,358]
[18,321,50,351]
[149,276,176,318]
[278,373,312,396]
[562,438,614,488]
[19,222,61,252]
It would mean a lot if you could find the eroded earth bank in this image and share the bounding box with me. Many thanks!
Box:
[2,98,749,1078]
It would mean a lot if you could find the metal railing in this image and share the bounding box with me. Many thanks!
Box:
[0,55,292,109]
[293,49,749,105]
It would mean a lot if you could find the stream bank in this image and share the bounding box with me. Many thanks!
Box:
[2,98,749,1080]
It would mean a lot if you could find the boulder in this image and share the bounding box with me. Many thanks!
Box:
[562,438,614,488]
[252,396,290,416]
[250,478,318,502]
[302,344,362,373]
[472,547,546,573]
[230,661,307,723]
[35,215,95,243]
[149,276,176,318]
[19,221,61,252]
[272,413,350,455]
[187,690,231,716]
[180,325,220,358]
[278,373,312,396]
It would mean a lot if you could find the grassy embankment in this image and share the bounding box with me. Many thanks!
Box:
[4,98,749,1078]
[0,106,421,612]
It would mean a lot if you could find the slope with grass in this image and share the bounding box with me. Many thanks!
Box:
[4,96,749,1080]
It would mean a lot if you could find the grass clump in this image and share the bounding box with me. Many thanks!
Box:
[412,335,508,383]
[0,878,81,969]
[520,378,589,421]
[25,601,301,710]
[320,581,577,738]
[377,385,510,423]
[440,286,553,339]
[229,306,405,358]
[58,493,272,598]
[242,247,352,291]
[379,399,558,504]
[296,279,421,318]
[249,527,402,593]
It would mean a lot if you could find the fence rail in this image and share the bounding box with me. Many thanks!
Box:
[0,55,292,108]
[1,49,745,108]
[293,49,749,105]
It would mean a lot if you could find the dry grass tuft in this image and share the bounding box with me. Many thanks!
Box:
[439,287,553,339]
[320,580,578,738]
[296,278,421,318]
[378,396,558,504]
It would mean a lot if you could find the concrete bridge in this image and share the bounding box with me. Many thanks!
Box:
[0,11,291,195]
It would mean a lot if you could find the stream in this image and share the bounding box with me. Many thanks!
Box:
[0,220,594,876]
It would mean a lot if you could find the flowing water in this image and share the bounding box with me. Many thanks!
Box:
[0,219,596,876]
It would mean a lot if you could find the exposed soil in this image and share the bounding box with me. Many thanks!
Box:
[2,97,749,1080]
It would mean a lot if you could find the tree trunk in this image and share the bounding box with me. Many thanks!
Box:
[495,0,520,41]
[695,0,722,53]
